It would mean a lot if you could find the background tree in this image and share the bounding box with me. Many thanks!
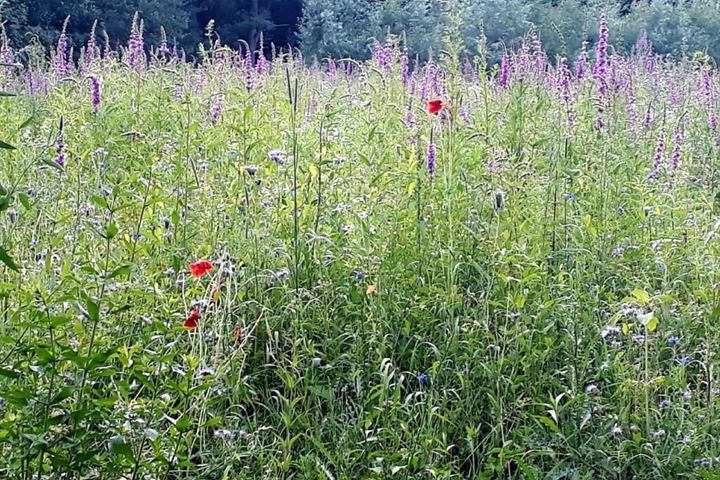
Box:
[3,0,720,64]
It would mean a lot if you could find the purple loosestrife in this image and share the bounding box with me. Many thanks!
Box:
[327,59,337,78]
[256,52,267,76]
[81,21,98,74]
[103,31,112,65]
[426,140,436,179]
[643,105,654,129]
[400,50,410,86]
[594,14,609,96]
[420,61,436,101]
[516,39,530,79]
[403,107,416,129]
[372,41,393,72]
[635,32,649,56]
[54,18,71,79]
[710,113,718,138]
[0,42,13,80]
[53,124,66,168]
[670,127,682,171]
[128,14,145,71]
[25,68,36,96]
[498,52,511,89]
[159,26,170,57]
[699,67,713,106]
[90,75,102,115]
[244,51,255,90]
[575,41,588,80]
[532,33,546,75]
[651,131,665,177]
[558,56,574,135]
[459,105,471,126]
[210,95,224,125]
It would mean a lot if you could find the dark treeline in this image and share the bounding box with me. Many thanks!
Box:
[1,0,302,56]
[2,0,720,63]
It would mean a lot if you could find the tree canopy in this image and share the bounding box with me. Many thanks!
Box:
[2,0,720,63]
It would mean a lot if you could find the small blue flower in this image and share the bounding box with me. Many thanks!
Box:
[678,356,691,367]
[353,270,364,281]
[132,232,141,240]
[418,372,429,386]
[667,336,680,347]
[563,193,577,201]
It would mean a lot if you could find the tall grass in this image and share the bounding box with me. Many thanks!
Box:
[0,18,719,479]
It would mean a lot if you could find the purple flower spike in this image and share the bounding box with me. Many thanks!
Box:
[90,75,102,115]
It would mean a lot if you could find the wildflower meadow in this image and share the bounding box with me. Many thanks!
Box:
[2,13,720,479]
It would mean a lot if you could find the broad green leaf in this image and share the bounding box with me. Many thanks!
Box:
[646,316,659,332]
[631,289,650,305]
[105,221,118,239]
[0,246,19,272]
[85,298,100,322]
[109,439,134,461]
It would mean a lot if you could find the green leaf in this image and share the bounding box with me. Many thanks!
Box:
[105,221,119,239]
[0,91,16,97]
[109,439,134,461]
[176,415,192,432]
[18,113,36,130]
[0,140,16,150]
[637,311,654,326]
[107,265,131,279]
[646,316,659,332]
[631,289,650,306]
[90,195,109,210]
[18,192,30,210]
[0,367,20,379]
[85,298,100,322]
[41,157,63,170]
[0,247,19,272]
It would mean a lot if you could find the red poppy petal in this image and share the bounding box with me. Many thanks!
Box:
[189,260,213,277]
[427,99,444,115]
[184,309,200,329]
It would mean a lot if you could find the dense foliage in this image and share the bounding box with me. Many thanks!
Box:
[0,0,302,54]
[5,0,720,62]
[2,10,720,479]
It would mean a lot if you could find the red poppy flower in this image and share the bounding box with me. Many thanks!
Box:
[184,309,200,329]
[427,99,444,115]
[189,260,213,278]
